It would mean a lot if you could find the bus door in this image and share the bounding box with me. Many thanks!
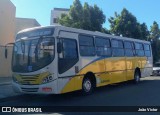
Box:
[57,31,79,93]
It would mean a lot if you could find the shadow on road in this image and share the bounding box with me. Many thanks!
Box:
[1,76,160,107]
[30,77,160,105]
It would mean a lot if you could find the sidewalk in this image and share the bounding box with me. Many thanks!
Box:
[0,77,21,101]
[0,77,12,85]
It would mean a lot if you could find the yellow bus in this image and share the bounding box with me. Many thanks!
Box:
[7,25,153,94]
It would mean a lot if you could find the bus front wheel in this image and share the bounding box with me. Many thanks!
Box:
[82,77,94,95]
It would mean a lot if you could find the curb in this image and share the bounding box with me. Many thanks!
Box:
[0,94,40,103]
[0,82,11,86]
[0,94,25,103]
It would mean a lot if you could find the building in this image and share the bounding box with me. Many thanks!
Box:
[0,0,16,77]
[0,0,41,78]
[15,17,41,34]
[50,8,69,25]
[0,0,16,45]
[0,1,41,78]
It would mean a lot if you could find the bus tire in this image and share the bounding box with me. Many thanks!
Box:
[82,77,94,95]
[134,70,140,83]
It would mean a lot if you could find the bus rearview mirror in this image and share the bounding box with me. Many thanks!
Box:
[4,43,15,59]
[5,48,8,59]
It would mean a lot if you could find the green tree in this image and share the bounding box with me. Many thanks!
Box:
[150,21,160,63]
[58,14,73,27]
[138,23,149,40]
[69,0,83,28]
[82,3,91,30]
[101,27,110,34]
[89,4,106,31]
[109,8,137,37]
[108,12,121,35]
[58,0,106,32]
[109,8,149,39]
[150,21,160,41]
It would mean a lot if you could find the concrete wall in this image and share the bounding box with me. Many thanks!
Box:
[0,0,16,45]
[15,18,41,35]
[0,0,15,77]
[0,1,41,77]
[0,46,13,77]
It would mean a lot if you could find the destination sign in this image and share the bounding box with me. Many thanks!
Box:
[16,28,54,40]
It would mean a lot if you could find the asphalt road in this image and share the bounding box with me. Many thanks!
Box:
[0,76,160,115]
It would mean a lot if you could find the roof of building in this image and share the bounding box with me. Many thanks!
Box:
[16,17,41,26]
[54,8,69,11]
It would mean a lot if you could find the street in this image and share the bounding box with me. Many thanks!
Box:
[0,76,160,114]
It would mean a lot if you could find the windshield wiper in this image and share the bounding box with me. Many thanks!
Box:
[20,39,26,60]
[35,36,43,61]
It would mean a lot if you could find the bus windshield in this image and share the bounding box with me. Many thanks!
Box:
[12,37,55,73]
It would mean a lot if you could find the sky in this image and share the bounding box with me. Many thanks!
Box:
[10,0,160,29]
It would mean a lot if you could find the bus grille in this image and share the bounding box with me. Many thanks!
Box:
[21,87,39,92]
[20,75,39,85]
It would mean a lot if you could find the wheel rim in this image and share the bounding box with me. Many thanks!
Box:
[83,79,92,92]
[135,73,140,82]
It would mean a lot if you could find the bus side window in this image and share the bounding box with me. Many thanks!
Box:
[95,37,111,56]
[124,41,134,57]
[79,35,95,56]
[144,44,151,57]
[58,38,78,74]
[135,43,144,57]
[111,39,124,57]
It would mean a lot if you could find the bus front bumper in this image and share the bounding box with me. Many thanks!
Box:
[12,80,58,94]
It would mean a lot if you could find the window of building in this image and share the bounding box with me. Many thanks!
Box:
[58,38,78,74]
[53,18,58,23]
[111,39,124,57]
[79,35,95,56]
[95,37,111,56]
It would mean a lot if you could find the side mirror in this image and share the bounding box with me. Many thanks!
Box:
[57,42,62,53]
[5,47,8,59]
[4,43,15,59]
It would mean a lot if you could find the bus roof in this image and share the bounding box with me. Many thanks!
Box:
[17,25,150,44]
[17,25,57,34]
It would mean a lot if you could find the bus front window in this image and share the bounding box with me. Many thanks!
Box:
[12,37,55,73]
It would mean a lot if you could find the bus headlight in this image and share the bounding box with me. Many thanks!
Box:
[42,75,53,84]
[12,75,18,83]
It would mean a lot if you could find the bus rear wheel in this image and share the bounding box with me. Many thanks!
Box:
[82,77,94,95]
[134,70,140,83]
